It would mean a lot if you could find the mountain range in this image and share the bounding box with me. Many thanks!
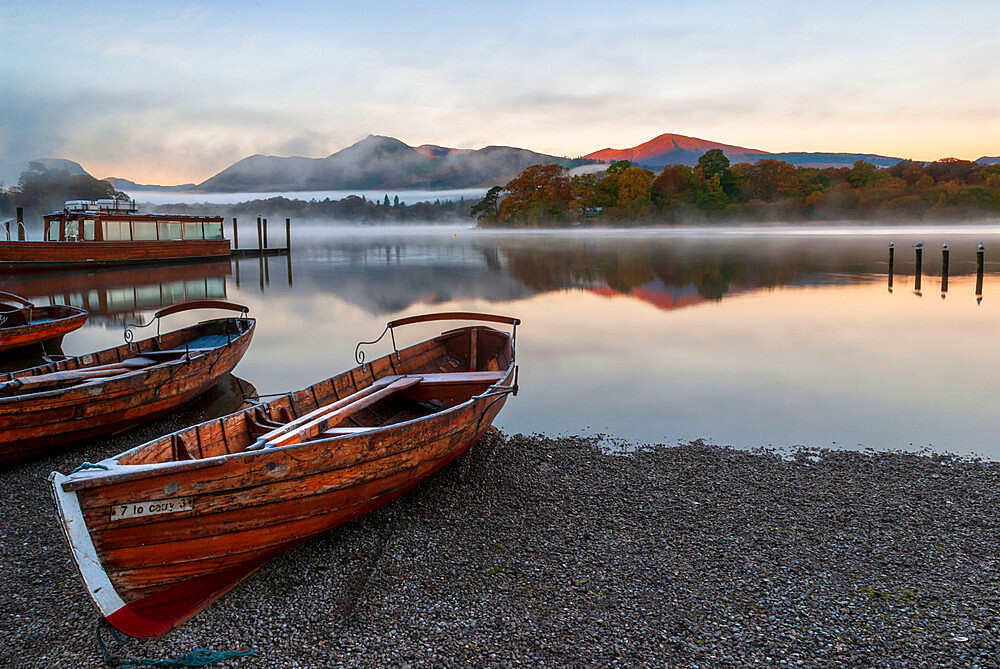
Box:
[5,134,1000,196]
[190,135,590,193]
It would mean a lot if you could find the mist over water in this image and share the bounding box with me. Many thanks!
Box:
[132,188,489,207]
[15,224,1000,457]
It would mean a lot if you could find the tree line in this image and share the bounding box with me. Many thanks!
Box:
[471,151,1000,226]
[157,194,473,222]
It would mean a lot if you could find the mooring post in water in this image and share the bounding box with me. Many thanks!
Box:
[285,218,291,252]
[913,242,923,295]
[286,251,293,286]
[15,207,24,240]
[977,242,985,304]
[888,242,894,292]
[263,218,268,249]
[264,254,270,285]
[234,256,241,287]
[256,216,263,252]
[940,243,949,298]
[232,217,239,250]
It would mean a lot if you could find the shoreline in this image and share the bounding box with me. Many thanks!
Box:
[3,429,999,666]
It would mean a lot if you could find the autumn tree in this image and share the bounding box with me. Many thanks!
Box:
[497,164,572,225]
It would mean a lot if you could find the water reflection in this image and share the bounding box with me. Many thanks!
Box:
[3,261,230,326]
[31,226,1000,458]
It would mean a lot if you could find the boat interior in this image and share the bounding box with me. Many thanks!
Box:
[0,317,253,395]
[115,325,514,466]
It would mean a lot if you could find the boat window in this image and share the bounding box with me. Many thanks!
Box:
[157,220,182,240]
[132,221,157,240]
[183,221,203,239]
[204,222,223,240]
[64,220,80,241]
[47,222,59,241]
[82,219,96,240]
[103,220,127,241]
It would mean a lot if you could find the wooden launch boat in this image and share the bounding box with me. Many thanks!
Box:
[0,200,230,270]
[1,300,254,466]
[0,291,88,353]
[49,312,519,638]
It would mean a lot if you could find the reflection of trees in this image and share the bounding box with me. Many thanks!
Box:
[491,239,892,302]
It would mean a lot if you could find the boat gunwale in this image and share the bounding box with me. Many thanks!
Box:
[58,328,514,492]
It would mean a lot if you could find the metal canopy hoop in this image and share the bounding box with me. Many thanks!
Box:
[355,312,520,371]
[124,300,250,346]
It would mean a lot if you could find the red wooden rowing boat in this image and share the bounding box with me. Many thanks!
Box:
[1,300,254,466]
[0,291,87,354]
[49,312,519,638]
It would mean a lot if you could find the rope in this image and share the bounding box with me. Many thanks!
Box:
[96,621,255,668]
[71,462,109,474]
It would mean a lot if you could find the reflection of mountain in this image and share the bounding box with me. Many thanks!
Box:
[5,261,230,325]
[241,241,532,314]
[489,236,916,308]
[252,233,938,317]
[590,281,710,311]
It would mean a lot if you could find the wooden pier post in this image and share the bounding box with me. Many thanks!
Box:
[263,218,268,249]
[256,216,263,252]
[940,243,949,297]
[977,243,985,303]
[232,217,239,250]
[887,242,894,292]
[914,244,923,295]
[285,218,291,252]
[15,207,24,240]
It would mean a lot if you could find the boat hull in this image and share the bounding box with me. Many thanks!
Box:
[0,319,254,466]
[50,322,515,637]
[0,239,231,271]
[0,306,88,353]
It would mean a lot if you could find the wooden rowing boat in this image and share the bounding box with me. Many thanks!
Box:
[0,291,88,354]
[49,312,519,638]
[1,300,254,466]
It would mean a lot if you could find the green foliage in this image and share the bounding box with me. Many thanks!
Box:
[470,186,504,223]
[607,160,632,175]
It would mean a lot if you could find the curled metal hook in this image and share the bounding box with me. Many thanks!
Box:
[354,324,391,370]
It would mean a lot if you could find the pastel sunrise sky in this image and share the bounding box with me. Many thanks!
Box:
[1,0,998,184]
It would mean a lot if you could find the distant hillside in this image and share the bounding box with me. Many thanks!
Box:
[585,132,904,168]
[0,158,87,187]
[103,177,197,191]
[194,135,592,192]
[585,133,769,167]
[979,156,1000,165]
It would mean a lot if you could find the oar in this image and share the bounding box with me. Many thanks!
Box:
[269,376,422,448]
[246,375,421,450]
[0,357,158,393]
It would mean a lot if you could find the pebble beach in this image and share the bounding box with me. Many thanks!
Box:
[3,425,1000,668]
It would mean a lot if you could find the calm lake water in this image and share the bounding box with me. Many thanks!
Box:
[11,223,1000,458]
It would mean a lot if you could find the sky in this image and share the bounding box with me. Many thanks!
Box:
[1,0,998,185]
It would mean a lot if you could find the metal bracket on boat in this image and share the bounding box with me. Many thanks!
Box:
[124,300,250,348]
[354,312,520,371]
[0,291,34,324]
[354,324,398,371]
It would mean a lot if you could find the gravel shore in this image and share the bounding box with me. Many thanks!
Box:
[3,426,1000,667]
